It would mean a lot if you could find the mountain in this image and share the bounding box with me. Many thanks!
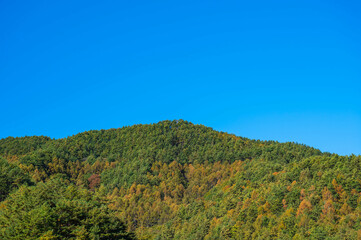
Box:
[0,120,360,239]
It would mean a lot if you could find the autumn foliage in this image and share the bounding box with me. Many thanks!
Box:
[0,120,361,239]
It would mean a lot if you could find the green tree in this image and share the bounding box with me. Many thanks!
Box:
[0,178,134,240]
[0,157,32,201]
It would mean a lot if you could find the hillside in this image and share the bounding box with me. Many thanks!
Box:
[0,120,360,239]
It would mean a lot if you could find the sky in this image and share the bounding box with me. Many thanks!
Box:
[1,0,360,155]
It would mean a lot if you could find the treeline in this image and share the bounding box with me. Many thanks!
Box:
[0,120,360,239]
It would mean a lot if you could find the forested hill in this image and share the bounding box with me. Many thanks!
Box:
[1,120,360,239]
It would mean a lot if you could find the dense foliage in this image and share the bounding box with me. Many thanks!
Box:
[0,120,360,239]
[0,178,133,240]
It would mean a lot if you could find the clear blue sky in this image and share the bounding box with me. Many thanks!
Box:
[1,0,360,155]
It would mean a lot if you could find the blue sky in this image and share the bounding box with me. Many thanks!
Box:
[1,0,360,155]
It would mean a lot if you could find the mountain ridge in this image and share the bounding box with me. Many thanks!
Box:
[1,120,360,239]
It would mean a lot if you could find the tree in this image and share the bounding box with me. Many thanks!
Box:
[0,178,134,240]
[0,157,32,201]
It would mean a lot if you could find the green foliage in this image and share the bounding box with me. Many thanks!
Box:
[0,157,32,201]
[0,120,360,239]
[0,136,51,156]
[0,178,134,240]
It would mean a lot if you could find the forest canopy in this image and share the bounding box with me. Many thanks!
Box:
[0,120,360,239]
